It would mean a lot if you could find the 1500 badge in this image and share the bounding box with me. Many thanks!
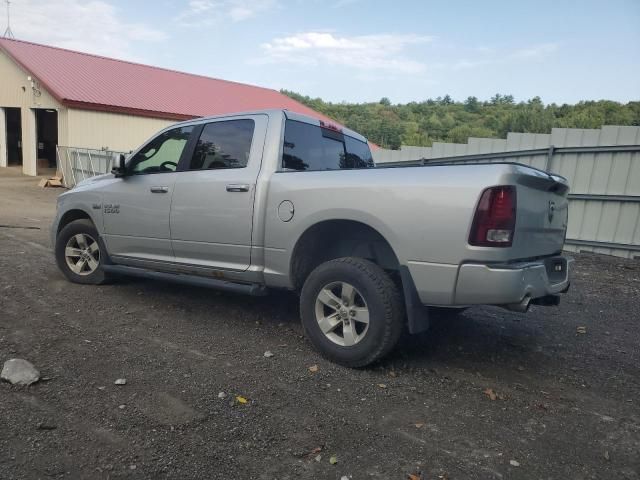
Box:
[104,204,120,214]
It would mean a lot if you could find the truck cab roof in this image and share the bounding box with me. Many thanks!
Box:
[171,109,368,144]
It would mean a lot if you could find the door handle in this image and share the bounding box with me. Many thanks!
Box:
[150,186,169,193]
[226,184,250,192]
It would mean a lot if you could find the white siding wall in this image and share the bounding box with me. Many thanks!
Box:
[0,49,63,175]
[1,49,178,175]
[65,109,175,153]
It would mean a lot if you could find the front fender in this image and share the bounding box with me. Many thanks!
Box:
[51,192,104,247]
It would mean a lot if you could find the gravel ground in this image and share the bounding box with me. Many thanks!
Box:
[0,169,639,480]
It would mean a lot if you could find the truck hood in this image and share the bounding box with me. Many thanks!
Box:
[74,173,113,189]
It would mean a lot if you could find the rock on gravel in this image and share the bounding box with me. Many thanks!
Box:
[1,359,40,385]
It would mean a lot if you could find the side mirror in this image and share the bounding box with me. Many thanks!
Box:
[111,154,127,177]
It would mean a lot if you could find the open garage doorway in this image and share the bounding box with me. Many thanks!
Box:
[35,109,58,171]
[5,107,22,166]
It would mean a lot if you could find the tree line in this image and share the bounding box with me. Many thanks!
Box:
[282,90,640,149]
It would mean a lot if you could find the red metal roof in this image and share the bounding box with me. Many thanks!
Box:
[0,38,335,122]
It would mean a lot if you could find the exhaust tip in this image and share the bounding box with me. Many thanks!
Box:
[503,296,531,313]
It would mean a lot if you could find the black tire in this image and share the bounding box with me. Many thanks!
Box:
[300,257,404,368]
[55,219,109,285]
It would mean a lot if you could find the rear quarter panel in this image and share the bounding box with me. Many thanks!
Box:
[262,164,524,288]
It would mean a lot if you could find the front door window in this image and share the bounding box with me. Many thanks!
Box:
[128,126,194,175]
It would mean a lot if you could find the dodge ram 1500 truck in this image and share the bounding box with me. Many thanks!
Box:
[52,109,572,367]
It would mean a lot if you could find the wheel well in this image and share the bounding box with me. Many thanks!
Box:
[290,220,400,291]
[57,209,92,235]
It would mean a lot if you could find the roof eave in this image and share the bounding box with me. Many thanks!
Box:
[62,100,196,121]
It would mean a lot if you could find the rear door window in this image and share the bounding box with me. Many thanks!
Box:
[189,119,255,170]
[282,120,373,171]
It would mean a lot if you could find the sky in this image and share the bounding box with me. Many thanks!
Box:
[3,0,640,104]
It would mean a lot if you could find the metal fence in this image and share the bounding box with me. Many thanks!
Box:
[373,126,640,259]
[56,146,126,188]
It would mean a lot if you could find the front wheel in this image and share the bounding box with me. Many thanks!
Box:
[55,219,109,285]
[300,257,404,368]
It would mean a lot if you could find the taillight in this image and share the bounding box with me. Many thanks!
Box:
[469,186,517,247]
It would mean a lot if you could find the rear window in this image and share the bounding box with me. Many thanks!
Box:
[282,120,374,171]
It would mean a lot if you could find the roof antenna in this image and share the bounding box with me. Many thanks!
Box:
[2,0,15,39]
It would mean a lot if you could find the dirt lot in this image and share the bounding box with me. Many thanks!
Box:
[0,169,639,480]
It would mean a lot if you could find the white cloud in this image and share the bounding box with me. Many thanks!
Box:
[177,0,278,26]
[256,31,433,73]
[6,0,166,61]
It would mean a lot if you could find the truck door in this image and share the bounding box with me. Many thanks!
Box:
[170,114,267,271]
[101,125,195,263]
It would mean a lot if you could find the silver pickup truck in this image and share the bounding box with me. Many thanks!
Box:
[52,109,572,367]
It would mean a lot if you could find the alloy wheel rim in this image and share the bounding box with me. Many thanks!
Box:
[314,281,369,347]
[64,233,100,276]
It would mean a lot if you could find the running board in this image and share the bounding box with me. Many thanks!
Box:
[102,265,268,296]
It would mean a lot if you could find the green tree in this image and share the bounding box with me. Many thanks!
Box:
[441,94,454,105]
[464,96,480,113]
[280,89,638,148]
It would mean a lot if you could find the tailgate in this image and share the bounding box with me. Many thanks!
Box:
[511,168,569,259]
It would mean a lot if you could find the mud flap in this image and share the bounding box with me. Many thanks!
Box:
[399,266,430,334]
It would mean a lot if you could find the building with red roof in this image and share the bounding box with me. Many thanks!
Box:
[0,38,334,176]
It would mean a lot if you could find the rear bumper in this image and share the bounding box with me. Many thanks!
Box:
[454,255,573,306]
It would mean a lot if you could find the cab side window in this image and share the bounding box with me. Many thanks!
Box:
[282,120,344,171]
[344,135,375,169]
[189,120,255,170]
[282,120,374,171]
[128,126,194,175]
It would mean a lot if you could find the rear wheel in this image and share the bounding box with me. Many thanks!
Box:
[300,257,404,368]
[55,219,109,285]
